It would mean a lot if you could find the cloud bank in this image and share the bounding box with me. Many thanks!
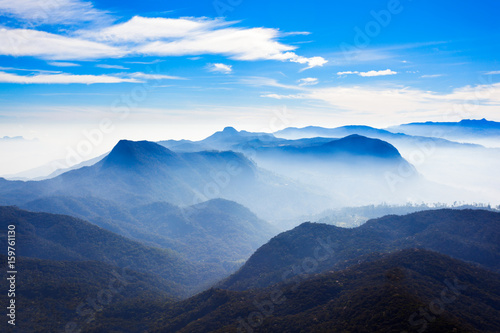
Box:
[0,16,327,70]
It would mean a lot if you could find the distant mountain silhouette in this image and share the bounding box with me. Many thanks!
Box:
[160,129,427,208]
[275,124,482,148]
[293,134,402,158]
[387,118,500,144]
[161,126,414,158]
[220,209,500,291]
[159,126,281,152]
[274,124,500,208]
[404,118,500,129]
[0,139,329,221]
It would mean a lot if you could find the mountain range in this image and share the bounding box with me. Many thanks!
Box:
[2,121,500,332]
[84,248,500,333]
[221,209,500,291]
[3,207,500,331]
[161,128,467,209]
[388,118,500,141]
[0,139,332,222]
[0,206,225,296]
[274,121,500,204]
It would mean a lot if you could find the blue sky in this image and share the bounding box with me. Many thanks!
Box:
[0,0,499,173]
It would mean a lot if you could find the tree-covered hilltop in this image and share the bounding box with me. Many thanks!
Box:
[85,249,500,333]
[0,255,177,333]
[0,206,228,295]
[221,209,500,291]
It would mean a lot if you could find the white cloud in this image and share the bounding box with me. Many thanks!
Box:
[96,64,129,69]
[358,69,397,77]
[261,93,304,100]
[135,27,297,62]
[82,16,229,42]
[0,16,326,69]
[336,69,397,77]
[238,76,303,90]
[420,74,443,78]
[48,62,80,67]
[125,60,163,65]
[337,71,359,76]
[128,72,184,80]
[302,83,500,120]
[0,28,126,60]
[208,63,232,74]
[114,17,326,69]
[0,71,139,84]
[0,69,184,84]
[0,66,61,73]
[290,54,328,71]
[485,70,500,75]
[259,81,500,125]
[298,77,318,86]
[0,0,112,25]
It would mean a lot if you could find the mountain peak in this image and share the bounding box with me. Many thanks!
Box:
[222,126,238,134]
[458,118,500,128]
[102,140,177,168]
[320,134,401,158]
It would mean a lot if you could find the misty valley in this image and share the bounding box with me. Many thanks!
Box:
[1,120,500,332]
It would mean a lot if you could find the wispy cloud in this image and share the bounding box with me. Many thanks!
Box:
[420,74,443,78]
[304,83,500,120]
[48,62,81,67]
[485,70,500,75]
[0,66,61,74]
[337,71,359,76]
[78,16,326,69]
[0,16,327,70]
[261,93,304,99]
[0,29,126,60]
[128,72,185,80]
[125,60,163,65]
[82,16,230,42]
[337,69,397,77]
[259,80,500,124]
[238,76,303,90]
[208,63,233,74]
[0,69,184,84]
[359,69,397,77]
[0,71,139,84]
[0,0,112,26]
[96,64,129,69]
[298,77,318,86]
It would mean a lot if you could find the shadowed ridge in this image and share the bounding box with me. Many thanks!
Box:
[100,139,180,169]
[317,134,402,158]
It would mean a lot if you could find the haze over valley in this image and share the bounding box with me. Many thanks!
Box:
[1,0,500,331]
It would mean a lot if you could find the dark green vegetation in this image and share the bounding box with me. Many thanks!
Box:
[18,197,277,264]
[84,249,500,333]
[221,209,500,291]
[2,207,500,332]
[0,255,176,333]
[281,202,498,230]
[1,128,499,332]
[0,206,227,295]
